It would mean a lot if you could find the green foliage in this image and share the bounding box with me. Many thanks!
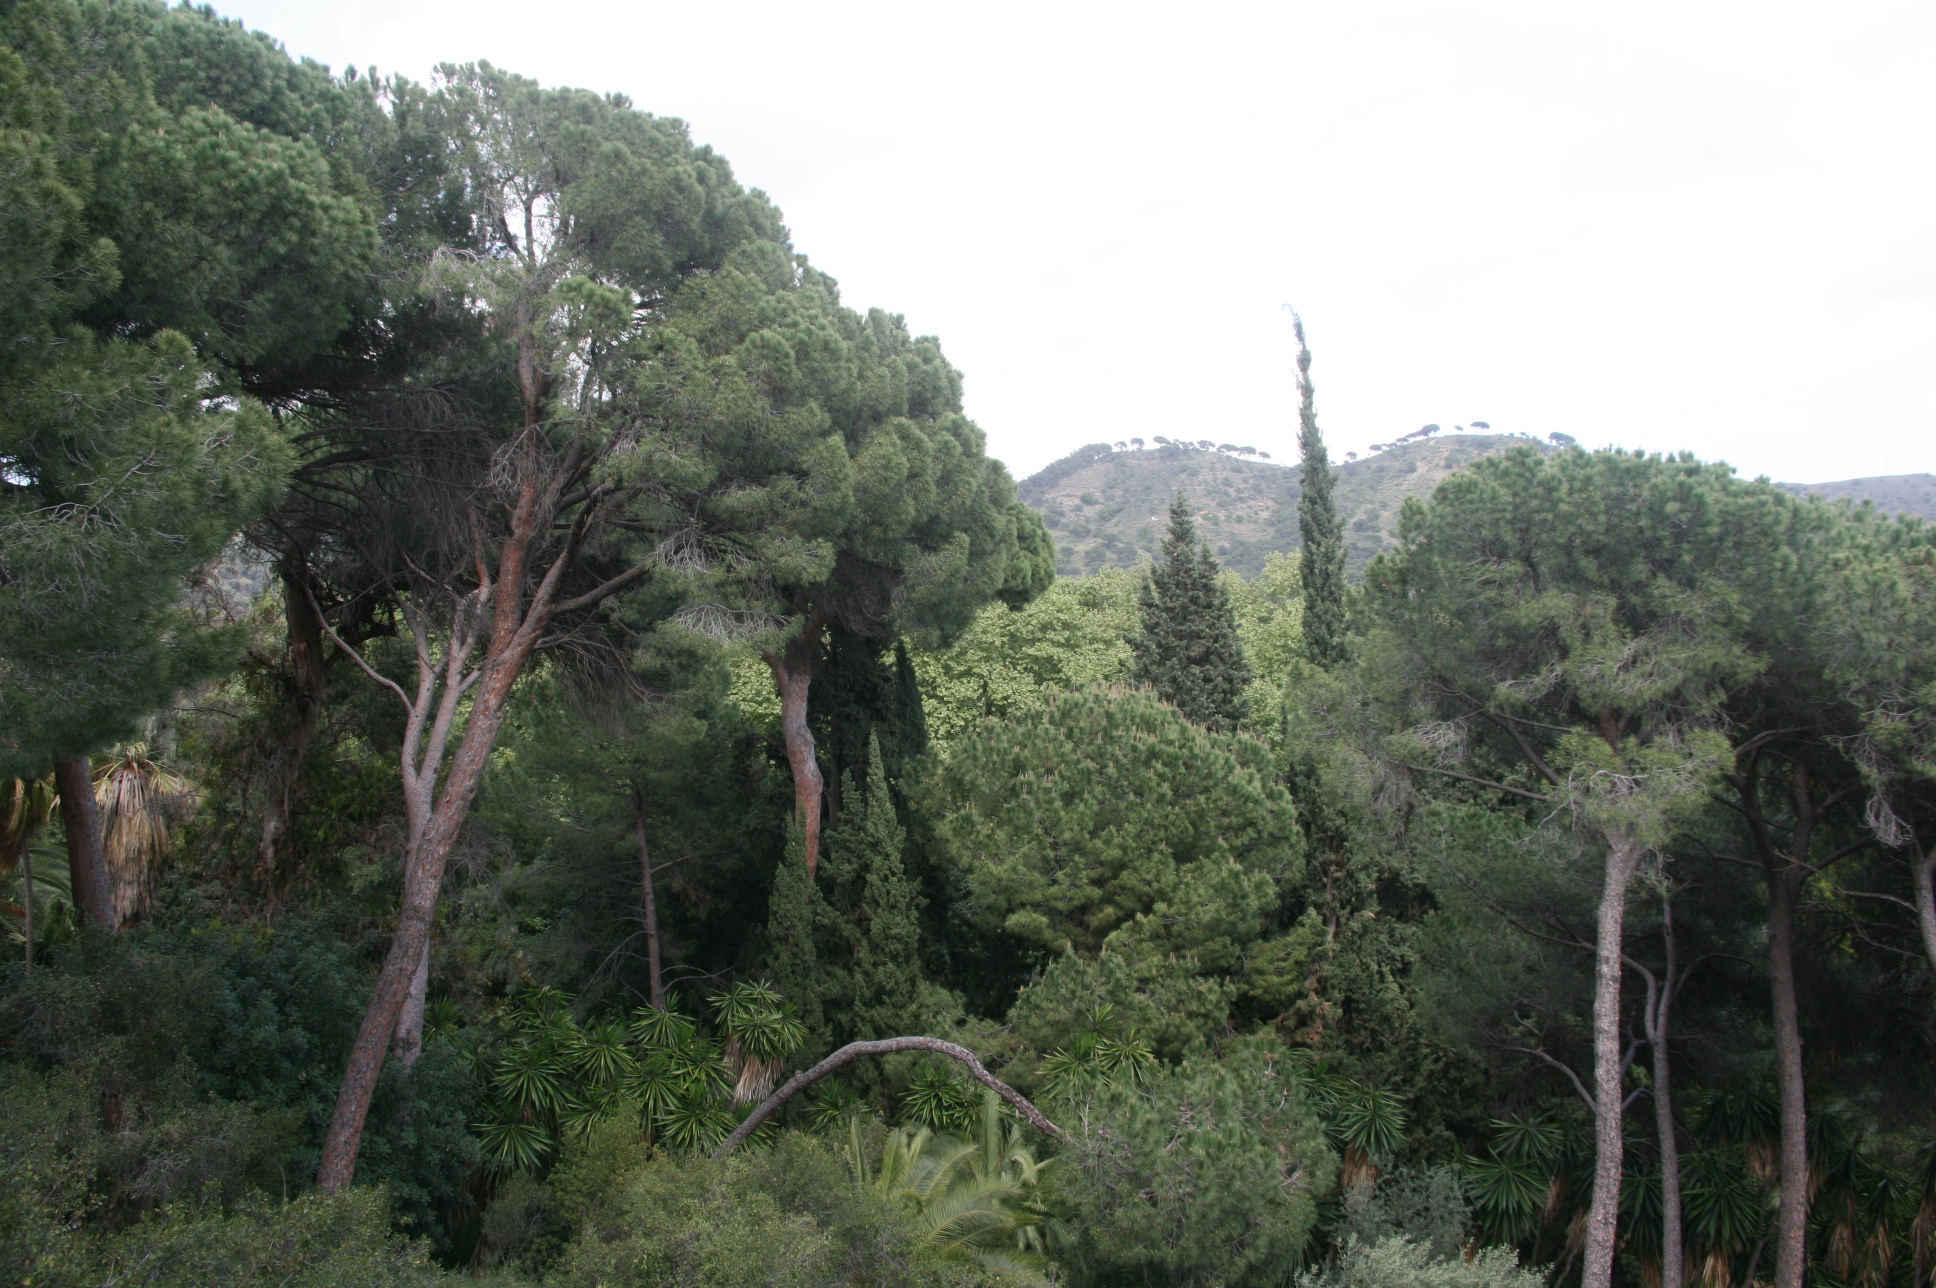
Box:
[765,817,830,1038]
[1298,1236,1539,1288]
[911,567,1140,748]
[837,738,923,1041]
[1224,551,1306,732]
[1052,1039,1334,1288]
[549,1130,1014,1288]
[1293,316,1348,668]
[928,687,1300,968]
[1130,495,1252,732]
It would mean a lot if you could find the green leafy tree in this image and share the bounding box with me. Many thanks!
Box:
[927,687,1301,974]
[1365,447,1813,1288]
[839,735,923,1042]
[1292,313,1347,667]
[1130,495,1251,732]
[629,243,1053,874]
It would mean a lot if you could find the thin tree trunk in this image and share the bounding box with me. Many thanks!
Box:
[764,610,827,876]
[391,939,430,1071]
[19,835,32,974]
[1654,893,1684,1288]
[1913,836,1936,980]
[1766,865,1809,1288]
[636,798,663,1011]
[53,757,113,931]
[257,553,327,878]
[1583,828,1645,1288]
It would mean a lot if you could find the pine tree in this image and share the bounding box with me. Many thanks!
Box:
[1130,495,1251,733]
[764,816,826,1040]
[1292,313,1348,667]
[847,735,923,1041]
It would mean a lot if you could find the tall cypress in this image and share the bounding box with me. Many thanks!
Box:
[764,816,826,1039]
[1292,313,1348,667]
[1130,495,1251,733]
[847,735,923,1041]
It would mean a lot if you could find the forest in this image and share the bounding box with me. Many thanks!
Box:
[2,4,1933,1286]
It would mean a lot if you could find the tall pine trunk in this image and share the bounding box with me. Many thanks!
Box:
[1583,828,1644,1288]
[1913,836,1936,979]
[765,610,827,876]
[1647,892,1684,1288]
[53,757,113,930]
[391,941,430,1070]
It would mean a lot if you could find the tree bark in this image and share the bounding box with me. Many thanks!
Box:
[1766,862,1809,1288]
[256,553,328,878]
[391,939,430,1071]
[1650,893,1684,1288]
[712,1035,1066,1160]
[764,610,827,876]
[1583,828,1644,1288]
[18,835,32,974]
[53,757,113,931]
[1913,836,1936,980]
[635,798,663,1011]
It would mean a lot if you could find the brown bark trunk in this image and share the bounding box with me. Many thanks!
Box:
[636,799,663,1011]
[391,939,430,1071]
[18,835,32,974]
[1583,829,1644,1288]
[764,612,826,876]
[53,757,113,931]
[315,645,532,1191]
[257,554,328,878]
[1767,867,1809,1288]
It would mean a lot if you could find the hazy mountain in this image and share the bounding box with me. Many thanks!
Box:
[1783,473,1936,520]
[1019,433,1542,578]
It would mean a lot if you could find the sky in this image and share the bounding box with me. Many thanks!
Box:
[224,0,1936,485]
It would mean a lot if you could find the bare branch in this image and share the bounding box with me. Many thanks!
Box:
[1393,760,1555,804]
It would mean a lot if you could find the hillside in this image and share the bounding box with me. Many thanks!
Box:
[1019,434,1537,577]
[1783,473,1936,519]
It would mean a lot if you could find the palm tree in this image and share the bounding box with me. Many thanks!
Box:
[848,1088,1052,1280]
[91,744,194,925]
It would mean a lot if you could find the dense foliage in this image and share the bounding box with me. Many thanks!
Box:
[1,6,1932,1288]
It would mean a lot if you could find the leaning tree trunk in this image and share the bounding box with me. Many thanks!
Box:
[1583,829,1645,1288]
[53,757,113,931]
[390,940,430,1071]
[764,609,827,876]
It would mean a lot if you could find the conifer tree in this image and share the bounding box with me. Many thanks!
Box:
[846,735,922,1041]
[1130,495,1251,733]
[1292,313,1347,667]
[764,817,827,1040]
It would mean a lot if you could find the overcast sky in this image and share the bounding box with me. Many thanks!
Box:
[226,0,1935,485]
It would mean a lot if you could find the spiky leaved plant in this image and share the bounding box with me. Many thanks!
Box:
[91,744,194,925]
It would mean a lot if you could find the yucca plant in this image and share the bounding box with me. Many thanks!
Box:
[712,980,806,1106]
[91,743,194,926]
[3,775,67,966]
[903,1062,981,1136]
[1040,1006,1156,1097]
[1461,1116,1591,1264]
[1329,1085,1408,1188]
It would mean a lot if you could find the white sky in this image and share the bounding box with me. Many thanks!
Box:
[225,0,1936,485]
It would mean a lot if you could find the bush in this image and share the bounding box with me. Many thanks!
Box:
[1298,1236,1540,1288]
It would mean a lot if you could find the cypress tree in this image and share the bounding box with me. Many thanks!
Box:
[764,816,827,1039]
[1292,313,1348,667]
[847,735,923,1040]
[1130,495,1251,733]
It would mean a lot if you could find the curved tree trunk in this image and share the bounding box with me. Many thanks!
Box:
[764,609,827,876]
[1583,829,1644,1288]
[53,757,113,931]
[713,1035,1067,1160]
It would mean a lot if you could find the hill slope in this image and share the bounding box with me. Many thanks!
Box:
[1782,474,1936,519]
[1020,442,1936,580]
[1019,434,1537,577]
